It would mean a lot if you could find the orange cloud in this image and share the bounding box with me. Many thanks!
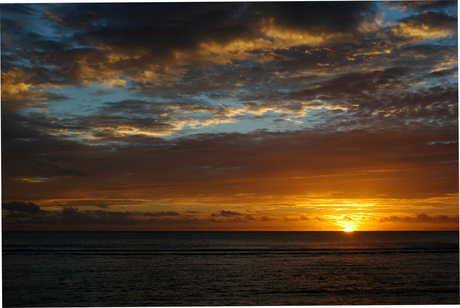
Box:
[1,68,65,111]
[391,12,456,40]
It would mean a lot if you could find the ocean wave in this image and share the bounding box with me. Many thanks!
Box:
[3,245,458,255]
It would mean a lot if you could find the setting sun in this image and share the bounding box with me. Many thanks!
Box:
[344,228,354,232]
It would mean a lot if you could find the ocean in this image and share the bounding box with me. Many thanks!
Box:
[2,231,459,306]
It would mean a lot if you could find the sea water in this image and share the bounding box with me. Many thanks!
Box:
[2,231,459,306]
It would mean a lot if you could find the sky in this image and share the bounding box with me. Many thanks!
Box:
[1,1,458,231]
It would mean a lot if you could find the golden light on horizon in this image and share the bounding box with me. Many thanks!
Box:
[344,228,354,232]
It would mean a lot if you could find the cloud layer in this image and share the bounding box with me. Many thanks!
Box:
[1,2,458,230]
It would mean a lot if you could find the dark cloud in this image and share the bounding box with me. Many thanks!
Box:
[244,214,256,221]
[2,204,277,230]
[249,2,376,33]
[211,210,243,217]
[2,201,48,214]
[0,2,380,94]
[144,211,180,217]
[2,204,182,226]
[380,213,459,223]
[395,11,457,36]
[400,10,457,26]
[46,2,376,53]
[426,67,458,79]
[392,1,457,12]
[0,4,37,15]
[2,118,457,203]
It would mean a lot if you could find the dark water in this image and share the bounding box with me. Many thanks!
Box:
[2,231,459,306]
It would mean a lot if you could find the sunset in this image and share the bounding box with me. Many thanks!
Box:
[2,1,459,306]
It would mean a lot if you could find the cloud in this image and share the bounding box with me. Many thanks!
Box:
[1,2,380,94]
[211,210,243,217]
[391,1,457,13]
[244,214,256,221]
[144,211,180,217]
[2,201,49,214]
[185,211,202,214]
[379,213,459,223]
[2,118,457,205]
[2,3,456,128]
[1,68,71,111]
[2,200,458,231]
[251,2,376,36]
[284,216,299,222]
[392,11,457,40]
[1,202,283,230]
[1,4,37,15]
[2,204,183,227]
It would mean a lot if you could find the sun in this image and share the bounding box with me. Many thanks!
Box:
[344,228,353,232]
